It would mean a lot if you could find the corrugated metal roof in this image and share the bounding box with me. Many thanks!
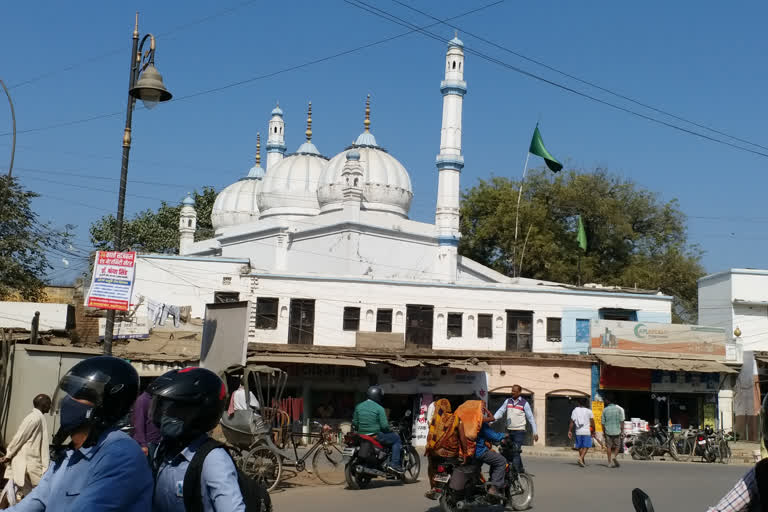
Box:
[596,354,736,373]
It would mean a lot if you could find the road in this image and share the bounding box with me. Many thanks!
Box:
[271,456,748,511]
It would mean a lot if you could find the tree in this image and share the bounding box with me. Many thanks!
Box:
[459,168,704,323]
[89,187,217,254]
[0,176,72,301]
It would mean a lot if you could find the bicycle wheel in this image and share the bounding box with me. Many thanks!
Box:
[243,445,283,492]
[312,443,346,485]
[719,440,732,464]
[667,439,680,461]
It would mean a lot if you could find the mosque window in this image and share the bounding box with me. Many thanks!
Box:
[274,127,278,133]
[478,314,493,339]
[376,309,393,332]
[214,291,239,303]
[452,61,456,69]
[447,312,462,338]
[343,307,361,331]
[546,317,562,342]
[188,219,192,227]
[256,297,279,329]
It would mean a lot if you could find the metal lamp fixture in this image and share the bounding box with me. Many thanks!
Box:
[103,13,173,355]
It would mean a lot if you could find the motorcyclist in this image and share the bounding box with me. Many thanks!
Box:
[6,356,153,511]
[352,385,403,474]
[149,367,246,511]
[474,405,507,497]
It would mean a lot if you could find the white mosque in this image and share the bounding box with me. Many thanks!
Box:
[134,35,670,352]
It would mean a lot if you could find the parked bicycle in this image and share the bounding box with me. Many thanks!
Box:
[629,424,679,461]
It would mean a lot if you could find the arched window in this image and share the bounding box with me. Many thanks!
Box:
[452,61,456,69]
[274,127,278,133]
[459,62,461,70]
[187,219,192,227]
[354,178,359,187]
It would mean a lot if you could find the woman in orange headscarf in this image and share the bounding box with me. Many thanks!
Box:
[424,399,460,494]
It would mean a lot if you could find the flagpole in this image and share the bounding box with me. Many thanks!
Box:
[518,224,533,277]
[577,254,582,286]
[512,152,530,277]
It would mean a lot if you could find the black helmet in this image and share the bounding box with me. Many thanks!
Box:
[51,356,139,439]
[366,385,384,404]
[148,367,226,440]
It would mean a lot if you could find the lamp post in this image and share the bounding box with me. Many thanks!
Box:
[0,78,16,177]
[103,13,173,355]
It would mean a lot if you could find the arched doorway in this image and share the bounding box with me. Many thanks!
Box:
[545,389,590,447]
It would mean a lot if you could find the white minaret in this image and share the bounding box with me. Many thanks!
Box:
[435,34,466,282]
[179,194,197,255]
[266,102,286,171]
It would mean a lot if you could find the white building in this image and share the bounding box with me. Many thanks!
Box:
[699,268,768,439]
[130,36,673,445]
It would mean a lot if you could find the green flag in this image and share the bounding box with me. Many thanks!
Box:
[529,125,563,173]
[577,215,587,252]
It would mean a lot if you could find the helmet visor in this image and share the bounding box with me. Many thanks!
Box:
[149,395,199,428]
[51,371,110,415]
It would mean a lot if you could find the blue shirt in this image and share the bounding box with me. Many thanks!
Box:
[9,428,153,512]
[475,424,505,458]
[153,435,245,512]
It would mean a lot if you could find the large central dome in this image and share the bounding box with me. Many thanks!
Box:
[317,97,412,217]
[211,134,265,234]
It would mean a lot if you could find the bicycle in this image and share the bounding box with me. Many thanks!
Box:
[242,422,346,491]
[713,429,732,464]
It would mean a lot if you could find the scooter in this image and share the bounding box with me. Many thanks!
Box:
[632,489,655,512]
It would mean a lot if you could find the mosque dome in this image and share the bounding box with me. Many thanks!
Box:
[211,134,264,234]
[257,102,329,218]
[317,96,412,217]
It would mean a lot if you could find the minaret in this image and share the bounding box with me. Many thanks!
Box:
[266,102,286,171]
[179,194,197,255]
[435,33,466,282]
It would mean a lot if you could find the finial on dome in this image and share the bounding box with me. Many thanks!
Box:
[305,101,313,142]
[255,133,261,166]
[364,94,371,133]
[271,101,283,116]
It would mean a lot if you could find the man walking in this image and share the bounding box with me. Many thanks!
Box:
[493,385,538,473]
[601,394,625,468]
[568,398,595,467]
[0,395,51,504]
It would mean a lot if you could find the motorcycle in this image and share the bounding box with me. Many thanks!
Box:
[342,410,421,489]
[632,488,655,512]
[694,426,718,463]
[431,437,534,511]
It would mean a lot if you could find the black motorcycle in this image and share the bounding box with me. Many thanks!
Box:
[431,437,534,511]
[632,488,655,512]
[342,410,421,489]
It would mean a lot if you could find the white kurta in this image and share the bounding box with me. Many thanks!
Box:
[232,387,260,411]
[3,408,49,486]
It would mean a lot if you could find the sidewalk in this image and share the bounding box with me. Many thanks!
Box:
[522,441,757,465]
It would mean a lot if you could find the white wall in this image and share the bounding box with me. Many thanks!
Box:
[698,273,733,334]
[0,302,71,331]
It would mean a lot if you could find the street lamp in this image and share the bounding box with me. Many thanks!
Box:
[0,78,16,177]
[103,13,172,355]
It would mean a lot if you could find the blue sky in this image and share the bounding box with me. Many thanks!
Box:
[2,1,766,284]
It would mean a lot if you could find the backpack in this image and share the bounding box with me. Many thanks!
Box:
[754,458,768,512]
[183,438,272,512]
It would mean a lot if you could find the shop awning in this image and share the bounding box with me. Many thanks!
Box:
[247,354,367,367]
[596,354,736,373]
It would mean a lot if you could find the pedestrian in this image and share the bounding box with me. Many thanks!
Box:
[568,398,595,467]
[601,394,625,468]
[5,356,153,511]
[132,389,161,456]
[0,395,51,505]
[149,367,247,511]
[230,376,259,412]
[493,385,538,473]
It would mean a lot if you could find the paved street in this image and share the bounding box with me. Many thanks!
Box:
[272,456,748,511]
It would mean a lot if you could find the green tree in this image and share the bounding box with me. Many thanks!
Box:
[0,176,72,300]
[89,187,216,254]
[459,168,704,323]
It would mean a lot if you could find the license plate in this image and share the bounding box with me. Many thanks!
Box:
[698,440,707,445]
[434,474,450,483]
[342,447,356,457]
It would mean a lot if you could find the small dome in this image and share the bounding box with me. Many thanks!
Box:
[182,195,195,206]
[347,150,360,161]
[354,131,378,147]
[271,104,283,117]
[258,151,329,218]
[449,35,464,48]
[247,163,265,179]
[318,143,412,217]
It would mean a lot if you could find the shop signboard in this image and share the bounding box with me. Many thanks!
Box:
[591,321,726,359]
[413,393,433,446]
[378,367,488,398]
[592,400,604,432]
[650,371,719,393]
[85,251,137,311]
